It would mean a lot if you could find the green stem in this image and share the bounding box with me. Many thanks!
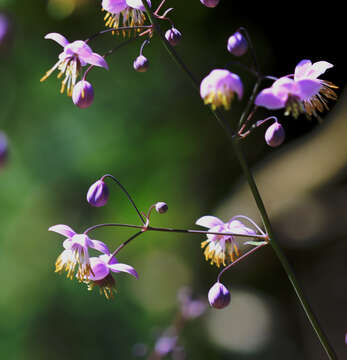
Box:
[142,2,337,358]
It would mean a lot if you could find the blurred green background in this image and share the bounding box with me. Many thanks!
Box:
[0,0,346,359]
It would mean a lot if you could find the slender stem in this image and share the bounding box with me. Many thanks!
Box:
[217,243,266,282]
[142,2,337,358]
[84,222,266,239]
[102,174,146,224]
[111,231,143,258]
[85,26,152,42]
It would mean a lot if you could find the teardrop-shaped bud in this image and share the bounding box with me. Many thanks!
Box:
[208,282,231,309]
[265,122,285,147]
[165,27,182,46]
[133,55,149,72]
[72,80,94,109]
[227,31,248,56]
[87,179,109,207]
[155,202,168,214]
[0,131,8,168]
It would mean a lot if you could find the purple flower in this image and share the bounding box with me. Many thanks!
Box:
[165,27,182,46]
[86,179,109,207]
[133,55,149,72]
[200,0,219,7]
[255,59,338,118]
[227,31,248,56]
[200,69,243,110]
[40,33,108,96]
[177,287,207,320]
[293,59,338,117]
[208,282,231,309]
[196,216,256,267]
[86,253,138,299]
[102,0,151,30]
[0,13,10,45]
[265,121,285,147]
[155,336,178,356]
[72,80,95,108]
[0,131,8,168]
[49,224,110,281]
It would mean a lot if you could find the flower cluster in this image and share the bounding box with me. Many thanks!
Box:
[49,223,138,299]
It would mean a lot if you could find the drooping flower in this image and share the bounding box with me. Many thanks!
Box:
[133,54,149,72]
[72,80,95,108]
[196,216,256,267]
[227,31,248,56]
[165,27,182,46]
[85,253,138,299]
[200,69,243,110]
[102,0,151,31]
[49,224,110,281]
[293,59,338,117]
[155,201,168,214]
[40,33,108,96]
[0,131,8,168]
[265,121,285,147]
[208,282,231,309]
[86,179,109,207]
[200,0,219,7]
[255,60,337,118]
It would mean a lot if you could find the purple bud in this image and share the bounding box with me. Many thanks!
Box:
[165,27,182,46]
[133,55,149,72]
[0,13,11,48]
[265,122,285,147]
[200,0,219,7]
[155,202,168,214]
[227,31,248,56]
[87,180,109,207]
[0,131,8,168]
[208,282,231,309]
[72,80,94,109]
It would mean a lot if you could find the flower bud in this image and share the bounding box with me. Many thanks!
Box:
[165,27,182,46]
[265,122,285,147]
[208,282,231,309]
[155,202,168,214]
[227,31,248,56]
[72,80,94,109]
[200,0,219,7]
[87,179,109,207]
[0,131,8,168]
[133,55,149,72]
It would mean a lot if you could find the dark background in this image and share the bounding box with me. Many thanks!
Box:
[0,1,346,359]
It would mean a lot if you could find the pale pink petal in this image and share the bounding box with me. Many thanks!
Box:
[48,224,76,238]
[255,88,286,109]
[294,59,312,80]
[109,263,138,278]
[126,0,151,10]
[296,79,322,100]
[196,216,224,228]
[102,0,128,13]
[89,239,110,255]
[307,61,333,79]
[44,32,69,47]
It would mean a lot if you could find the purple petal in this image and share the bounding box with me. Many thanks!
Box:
[89,239,110,255]
[89,257,110,281]
[196,216,224,229]
[48,224,76,238]
[294,59,312,80]
[44,32,69,47]
[102,0,128,13]
[109,263,138,278]
[84,52,109,70]
[296,79,321,100]
[255,88,286,109]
